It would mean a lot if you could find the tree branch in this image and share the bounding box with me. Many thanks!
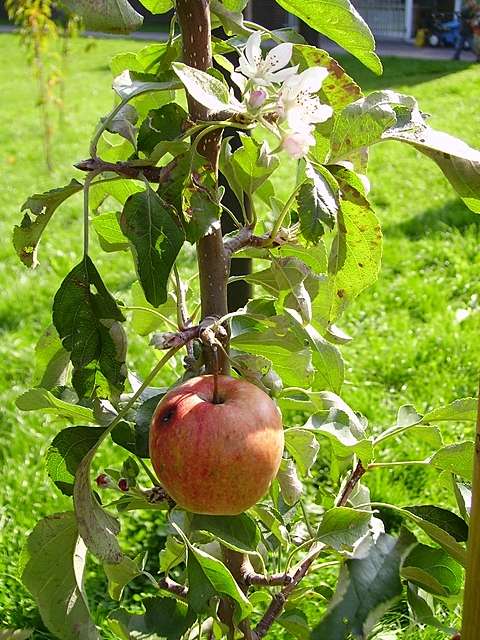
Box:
[336,460,366,507]
[75,157,179,183]
[223,226,298,257]
[253,544,324,640]
[157,576,189,601]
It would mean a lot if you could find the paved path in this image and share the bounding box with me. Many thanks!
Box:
[1,24,478,62]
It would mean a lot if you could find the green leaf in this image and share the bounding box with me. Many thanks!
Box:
[112,71,180,101]
[210,0,250,36]
[285,428,320,476]
[297,165,338,243]
[274,0,381,74]
[331,91,480,213]
[90,178,144,211]
[278,609,309,640]
[389,505,468,566]
[21,512,99,639]
[47,426,105,496]
[231,136,279,195]
[108,597,195,640]
[312,533,412,640]
[92,211,129,253]
[231,314,314,388]
[138,0,173,14]
[327,180,382,322]
[186,544,252,622]
[302,409,372,462]
[104,556,141,600]
[287,312,344,393]
[182,184,222,243]
[249,505,289,545]
[277,459,303,505]
[32,326,70,390]
[52,256,126,398]
[402,543,463,596]
[130,281,177,336]
[292,45,362,112]
[103,104,138,148]
[159,536,185,573]
[62,0,143,33]
[423,398,478,423]
[74,447,123,563]
[407,583,457,634]
[172,62,235,114]
[0,631,32,640]
[190,513,260,553]
[429,441,474,482]
[13,179,83,268]
[137,103,187,156]
[121,186,184,307]
[317,507,371,550]
[16,388,95,423]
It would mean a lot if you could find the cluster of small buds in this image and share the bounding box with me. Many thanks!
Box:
[234,32,333,159]
[95,473,129,492]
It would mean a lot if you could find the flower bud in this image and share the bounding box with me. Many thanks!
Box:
[96,473,113,489]
[118,478,129,492]
[248,88,267,110]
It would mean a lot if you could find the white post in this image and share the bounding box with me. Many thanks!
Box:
[405,0,414,40]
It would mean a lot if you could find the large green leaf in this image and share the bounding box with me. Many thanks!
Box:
[327,177,382,322]
[103,556,141,600]
[285,428,320,476]
[16,388,95,423]
[312,533,412,639]
[292,45,362,112]
[428,441,474,481]
[274,0,381,74]
[172,62,237,114]
[302,409,372,462]
[331,91,480,213]
[121,186,184,307]
[21,512,99,640]
[137,103,187,156]
[384,504,468,566]
[231,314,314,388]
[423,397,478,423]
[317,507,371,550]
[186,545,252,622]
[402,543,463,596]
[190,513,260,554]
[231,136,279,195]
[52,256,126,398]
[74,446,123,564]
[297,165,338,243]
[62,0,143,33]
[13,179,83,268]
[108,597,195,640]
[92,211,129,253]
[47,426,105,496]
[32,325,70,390]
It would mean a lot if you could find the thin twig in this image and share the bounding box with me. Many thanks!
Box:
[336,460,366,507]
[244,571,293,587]
[157,576,189,600]
[254,544,324,639]
[75,156,179,184]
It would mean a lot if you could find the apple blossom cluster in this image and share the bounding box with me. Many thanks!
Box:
[232,31,333,159]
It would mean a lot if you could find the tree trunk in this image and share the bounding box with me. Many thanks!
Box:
[176,0,229,374]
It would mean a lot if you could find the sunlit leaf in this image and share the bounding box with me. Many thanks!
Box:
[21,512,99,640]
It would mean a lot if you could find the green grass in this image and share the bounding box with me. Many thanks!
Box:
[0,33,478,637]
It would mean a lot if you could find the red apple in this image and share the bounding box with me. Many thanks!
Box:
[149,374,284,515]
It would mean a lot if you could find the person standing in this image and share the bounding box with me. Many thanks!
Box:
[453,0,479,60]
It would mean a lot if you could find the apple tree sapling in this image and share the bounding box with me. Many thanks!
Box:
[13,0,480,638]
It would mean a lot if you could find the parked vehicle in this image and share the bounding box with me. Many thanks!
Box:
[427,12,469,48]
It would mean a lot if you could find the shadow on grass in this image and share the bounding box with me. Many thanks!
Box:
[386,199,480,239]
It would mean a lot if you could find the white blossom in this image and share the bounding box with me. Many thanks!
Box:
[281,131,316,159]
[278,67,333,133]
[236,31,297,87]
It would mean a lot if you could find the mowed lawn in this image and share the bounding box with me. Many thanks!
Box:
[0,32,479,636]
